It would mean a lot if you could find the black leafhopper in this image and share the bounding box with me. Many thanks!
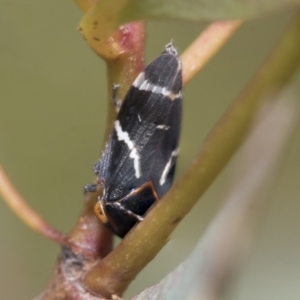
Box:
[85,43,182,238]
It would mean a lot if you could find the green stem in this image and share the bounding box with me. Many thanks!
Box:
[84,11,300,297]
[67,22,145,260]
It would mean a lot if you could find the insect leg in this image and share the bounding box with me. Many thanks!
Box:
[83,184,97,194]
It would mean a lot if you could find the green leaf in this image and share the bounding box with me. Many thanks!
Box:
[119,0,300,23]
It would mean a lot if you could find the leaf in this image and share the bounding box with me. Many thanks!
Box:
[119,0,300,23]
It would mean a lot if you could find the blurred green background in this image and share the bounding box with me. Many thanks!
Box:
[1,2,300,299]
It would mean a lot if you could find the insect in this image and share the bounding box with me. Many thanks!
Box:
[85,43,182,238]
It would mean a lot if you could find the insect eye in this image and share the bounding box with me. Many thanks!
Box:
[94,202,108,224]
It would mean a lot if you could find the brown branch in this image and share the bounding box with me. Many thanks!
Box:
[35,22,147,298]
[0,164,66,244]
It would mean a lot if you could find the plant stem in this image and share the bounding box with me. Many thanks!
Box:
[0,164,66,244]
[182,20,242,85]
[83,11,300,297]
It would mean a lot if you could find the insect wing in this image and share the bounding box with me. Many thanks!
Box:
[97,44,182,202]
